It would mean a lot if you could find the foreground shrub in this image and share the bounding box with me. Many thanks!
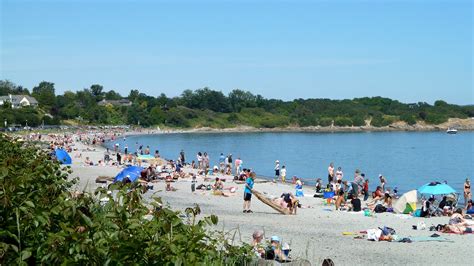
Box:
[0,135,252,264]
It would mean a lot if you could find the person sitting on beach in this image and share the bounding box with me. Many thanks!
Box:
[466,200,474,214]
[384,192,393,208]
[333,179,342,195]
[419,197,435,217]
[165,174,174,191]
[315,178,323,193]
[252,230,265,258]
[335,190,346,211]
[368,186,384,205]
[349,194,362,212]
[438,196,454,216]
[264,236,289,262]
[212,177,224,191]
[84,156,93,166]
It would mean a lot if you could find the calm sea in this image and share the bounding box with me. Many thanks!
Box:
[106,131,474,194]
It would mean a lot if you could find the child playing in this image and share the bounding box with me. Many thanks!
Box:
[281,166,287,183]
[191,175,197,192]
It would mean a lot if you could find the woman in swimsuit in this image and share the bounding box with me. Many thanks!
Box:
[464,178,471,206]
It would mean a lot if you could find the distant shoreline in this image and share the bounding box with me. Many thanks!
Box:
[122,117,474,136]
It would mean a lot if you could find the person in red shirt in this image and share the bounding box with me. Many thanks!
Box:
[363,179,369,201]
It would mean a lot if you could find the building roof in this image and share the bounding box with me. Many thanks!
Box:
[98,99,132,106]
[0,95,38,104]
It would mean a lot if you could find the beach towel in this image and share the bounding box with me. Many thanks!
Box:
[398,237,453,243]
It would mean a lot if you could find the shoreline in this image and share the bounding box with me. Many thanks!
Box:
[25,132,473,265]
[120,118,474,135]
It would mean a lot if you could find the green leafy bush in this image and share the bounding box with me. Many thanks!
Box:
[334,117,353,127]
[371,115,396,127]
[318,117,333,127]
[400,113,417,125]
[0,135,252,264]
[350,115,366,127]
[424,113,448,124]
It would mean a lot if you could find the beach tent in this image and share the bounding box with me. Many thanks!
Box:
[113,166,144,183]
[394,190,417,214]
[55,149,72,165]
[418,182,456,195]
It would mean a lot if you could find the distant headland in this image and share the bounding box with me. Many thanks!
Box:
[1,80,473,131]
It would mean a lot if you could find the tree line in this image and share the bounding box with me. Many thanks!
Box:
[1,80,473,128]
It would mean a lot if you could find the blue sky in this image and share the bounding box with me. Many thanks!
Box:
[1,0,472,104]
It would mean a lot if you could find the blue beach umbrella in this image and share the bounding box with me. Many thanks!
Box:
[114,166,144,183]
[55,149,72,165]
[418,182,456,195]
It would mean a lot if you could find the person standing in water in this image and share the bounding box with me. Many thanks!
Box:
[274,160,280,181]
[464,178,471,206]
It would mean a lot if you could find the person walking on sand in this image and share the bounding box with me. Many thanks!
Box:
[280,165,287,183]
[328,163,335,184]
[243,172,256,213]
[464,178,471,206]
[275,160,280,181]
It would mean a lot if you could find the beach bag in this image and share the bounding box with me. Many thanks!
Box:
[380,226,396,235]
[374,204,387,213]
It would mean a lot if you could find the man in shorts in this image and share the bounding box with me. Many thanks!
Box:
[243,172,256,213]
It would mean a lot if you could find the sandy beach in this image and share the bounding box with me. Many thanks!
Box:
[61,136,473,266]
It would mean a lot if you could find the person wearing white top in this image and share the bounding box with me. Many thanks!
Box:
[280,166,287,183]
[274,160,280,180]
[336,167,344,181]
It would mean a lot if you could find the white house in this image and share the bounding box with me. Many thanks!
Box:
[0,94,39,108]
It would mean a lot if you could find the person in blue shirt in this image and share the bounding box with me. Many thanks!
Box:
[243,172,256,213]
[219,153,225,171]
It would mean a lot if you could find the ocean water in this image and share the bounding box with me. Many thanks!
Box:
[106,131,474,194]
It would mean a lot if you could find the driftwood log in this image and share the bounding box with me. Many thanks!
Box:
[252,189,291,215]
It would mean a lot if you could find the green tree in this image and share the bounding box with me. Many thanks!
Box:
[90,84,104,101]
[32,81,56,108]
[104,90,122,100]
